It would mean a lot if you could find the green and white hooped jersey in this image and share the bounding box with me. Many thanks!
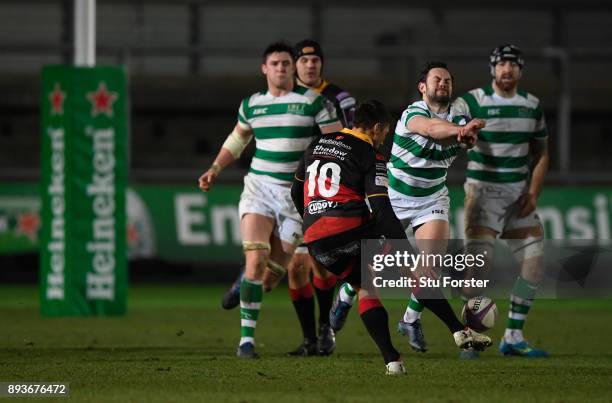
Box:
[388,100,464,198]
[237,85,339,184]
[452,84,548,187]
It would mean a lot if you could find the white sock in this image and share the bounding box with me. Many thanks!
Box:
[402,294,423,323]
[339,283,357,305]
[504,329,524,344]
[239,336,255,346]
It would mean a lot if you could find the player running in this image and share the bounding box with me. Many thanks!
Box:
[221,39,356,357]
[292,100,491,374]
[331,62,486,355]
[199,42,341,359]
[452,45,549,358]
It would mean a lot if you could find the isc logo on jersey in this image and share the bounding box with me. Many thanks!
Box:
[308,200,337,214]
[252,108,268,115]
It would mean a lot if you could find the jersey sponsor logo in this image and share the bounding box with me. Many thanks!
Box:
[313,145,348,160]
[252,107,268,115]
[307,200,338,214]
[287,103,306,115]
[518,107,531,118]
[487,108,501,116]
[320,137,352,150]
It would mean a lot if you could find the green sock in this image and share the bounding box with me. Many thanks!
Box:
[239,277,263,346]
[506,276,538,334]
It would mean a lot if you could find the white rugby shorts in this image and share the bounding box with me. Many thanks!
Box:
[238,173,303,245]
[389,186,450,230]
[464,182,541,234]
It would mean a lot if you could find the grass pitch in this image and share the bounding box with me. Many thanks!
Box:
[1,285,611,402]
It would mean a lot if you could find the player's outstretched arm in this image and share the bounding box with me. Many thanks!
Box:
[198,124,253,192]
[407,116,465,140]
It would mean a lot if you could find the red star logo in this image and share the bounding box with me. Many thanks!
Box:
[127,222,139,244]
[87,81,119,117]
[16,212,40,242]
[49,83,66,115]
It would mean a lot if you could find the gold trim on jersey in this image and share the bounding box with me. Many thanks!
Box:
[340,128,373,146]
[313,79,330,94]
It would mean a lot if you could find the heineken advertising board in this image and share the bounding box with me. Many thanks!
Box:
[1,183,611,265]
[39,66,128,316]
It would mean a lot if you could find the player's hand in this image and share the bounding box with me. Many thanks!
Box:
[458,132,477,149]
[461,118,485,136]
[457,119,485,148]
[198,169,217,192]
[518,192,538,217]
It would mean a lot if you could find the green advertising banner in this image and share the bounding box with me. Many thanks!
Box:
[39,66,128,316]
[2,183,611,265]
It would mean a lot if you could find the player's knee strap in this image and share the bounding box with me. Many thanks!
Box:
[465,234,495,258]
[506,236,544,262]
[294,243,308,254]
[266,259,287,278]
[243,241,271,252]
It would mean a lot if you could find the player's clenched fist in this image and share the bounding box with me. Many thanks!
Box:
[458,118,485,148]
[198,165,220,192]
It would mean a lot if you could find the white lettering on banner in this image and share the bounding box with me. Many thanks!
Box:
[211,206,240,245]
[86,127,116,300]
[175,194,243,246]
[47,128,65,300]
[175,194,210,245]
[567,208,594,239]
[534,207,564,239]
[595,195,610,241]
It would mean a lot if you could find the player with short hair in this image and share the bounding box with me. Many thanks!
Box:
[331,62,486,354]
[452,44,549,358]
[292,100,491,374]
[285,39,357,357]
[199,42,342,359]
[220,39,356,357]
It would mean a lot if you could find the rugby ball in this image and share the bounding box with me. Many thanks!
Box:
[461,296,498,332]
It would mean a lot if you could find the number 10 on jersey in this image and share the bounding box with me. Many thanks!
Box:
[306,160,341,197]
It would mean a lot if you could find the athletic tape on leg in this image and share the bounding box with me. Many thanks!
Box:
[506,236,544,262]
[267,259,287,278]
[243,241,271,252]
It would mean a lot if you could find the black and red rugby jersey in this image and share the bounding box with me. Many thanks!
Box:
[293,128,390,243]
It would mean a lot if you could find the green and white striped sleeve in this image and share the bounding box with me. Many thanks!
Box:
[237,96,251,130]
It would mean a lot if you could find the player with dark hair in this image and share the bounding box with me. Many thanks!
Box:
[292,100,491,374]
[199,41,341,359]
[453,44,549,358]
[221,39,356,357]
[331,62,487,354]
[284,39,357,357]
